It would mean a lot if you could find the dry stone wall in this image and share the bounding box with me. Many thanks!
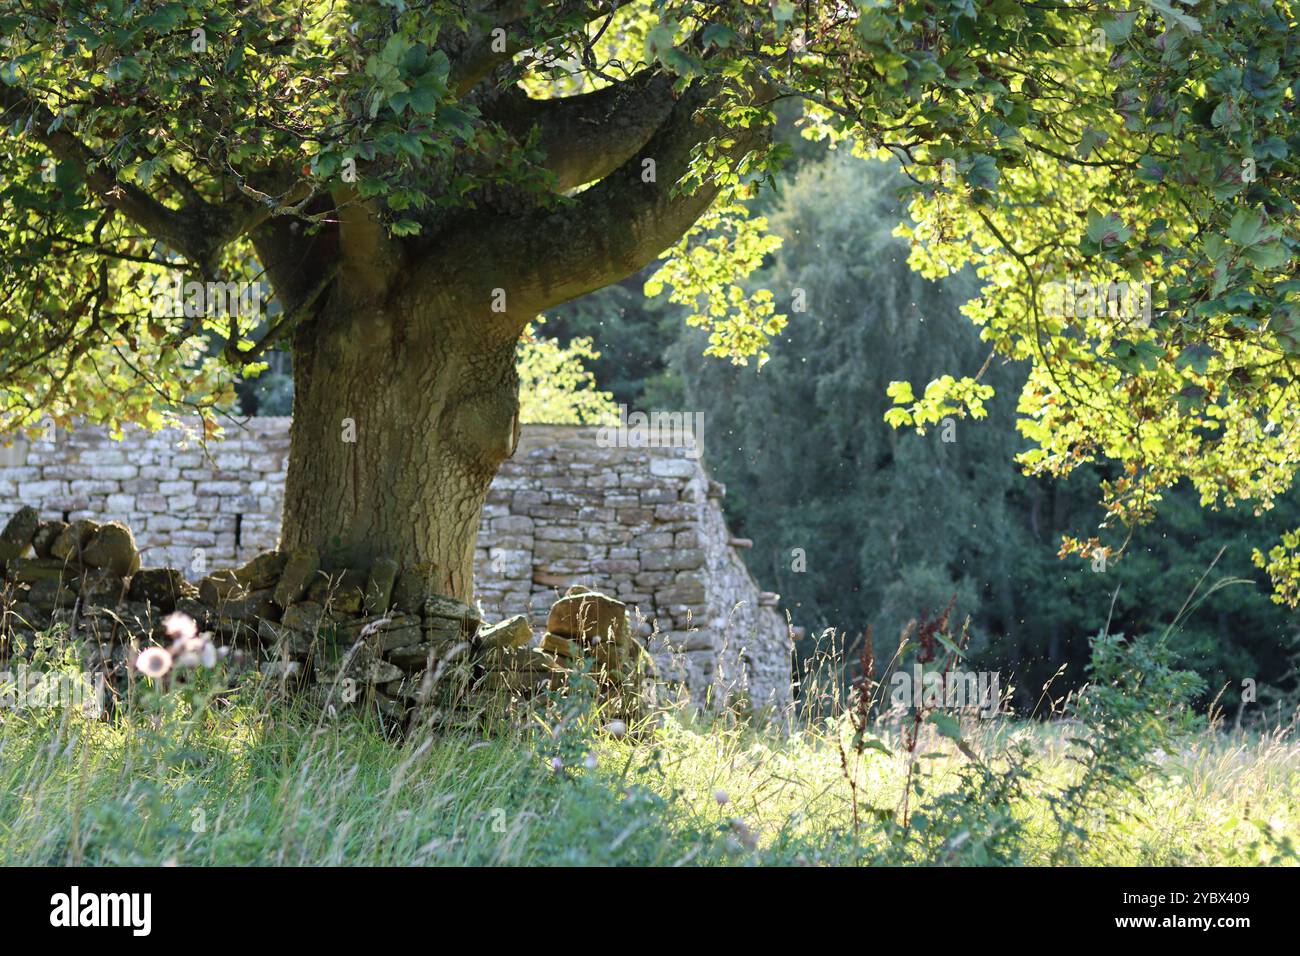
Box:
[0,420,791,709]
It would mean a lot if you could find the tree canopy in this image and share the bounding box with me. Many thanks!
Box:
[4,1,1300,596]
[663,150,1298,706]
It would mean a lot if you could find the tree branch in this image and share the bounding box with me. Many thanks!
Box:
[250,195,339,320]
[419,78,771,341]
[0,85,214,264]
[332,186,407,306]
[446,1,611,99]
[487,68,677,191]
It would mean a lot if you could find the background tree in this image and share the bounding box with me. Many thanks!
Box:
[4,0,1300,614]
[667,152,1299,707]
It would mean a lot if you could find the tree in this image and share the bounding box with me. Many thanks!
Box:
[3,1,1299,607]
[674,150,1298,704]
[514,319,618,425]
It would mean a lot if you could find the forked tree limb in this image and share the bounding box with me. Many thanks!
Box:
[487,68,678,192]
[418,77,772,342]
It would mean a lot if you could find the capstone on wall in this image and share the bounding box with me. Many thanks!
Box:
[0,419,791,709]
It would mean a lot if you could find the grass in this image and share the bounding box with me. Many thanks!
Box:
[0,668,1296,867]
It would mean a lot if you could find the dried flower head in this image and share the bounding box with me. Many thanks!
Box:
[162,612,198,643]
[169,626,218,670]
[136,646,172,679]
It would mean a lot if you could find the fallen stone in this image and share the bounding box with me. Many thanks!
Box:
[213,587,277,622]
[364,557,399,615]
[373,691,406,718]
[76,605,130,640]
[273,546,320,608]
[325,587,365,615]
[304,568,367,614]
[278,601,360,633]
[211,619,260,642]
[391,564,436,614]
[410,658,476,699]
[317,648,402,686]
[233,550,288,590]
[476,614,532,650]
[50,519,99,561]
[4,557,74,584]
[0,601,47,634]
[381,678,414,699]
[423,594,482,624]
[257,619,346,657]
[387,640,471,671]
[363,661,404,685]
[341,614,423,651]
[280,601,327,632]
[0,506,40,561]
[540,632,582,660]
[24,578,77,612]
[483,645,559,676]
[479,670,553,696]
[174,596,214,627]
[31,520,67,560]
[80,570,128,606]
[80,522,140,576]
[257,619,300,653]
[596,640,655,686]
[547,590,629,647]
[198,570,246,606]
[128,568,195,610]
[386,642,438,671]
[424,615,478,644]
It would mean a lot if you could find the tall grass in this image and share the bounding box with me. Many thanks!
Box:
[0,623,1296,866]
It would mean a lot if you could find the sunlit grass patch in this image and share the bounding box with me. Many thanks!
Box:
[0,626,1296,867]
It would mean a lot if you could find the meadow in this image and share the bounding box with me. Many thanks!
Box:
[1,630,1295,867]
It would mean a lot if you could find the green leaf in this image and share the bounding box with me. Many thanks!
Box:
[1144,0,1202,34]
[1078,128,1108,160]
[852,733,893,755]
[1085,210,1131,246]
[702,24,739,49]
[1226,208,1267,247]
[1175,343,1217,374]
[886,380,915,404]
[105,57,144,84]
[928,711,963,739]
[1210,98,1237,128]
[139,4,187,33]
[1110,339,1164,373]
[963,153,999,190]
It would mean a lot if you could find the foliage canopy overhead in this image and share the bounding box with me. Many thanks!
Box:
[4,0,1300,594]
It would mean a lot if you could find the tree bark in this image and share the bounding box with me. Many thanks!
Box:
[279,292,521,602]
[273,75,770,606]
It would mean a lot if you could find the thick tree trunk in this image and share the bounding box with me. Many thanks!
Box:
[279,294,521,602]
